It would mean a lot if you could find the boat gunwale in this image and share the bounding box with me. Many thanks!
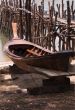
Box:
[5,39,53,53]
[4,39,75,61]
[4,39,53,60]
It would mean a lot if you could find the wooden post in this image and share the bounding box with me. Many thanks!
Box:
[5,0,8,6]
[72,38,75,51]
[25,0,32,41]
[19,0,23,39]
[48,1,51,50]
[62,0,64,18]
[52,0,55,17]
[37,6,41,37]
[13,0,15,7]
[67,1,71,49]
[9,0,13,6]
[12,22,18,39]
[23,0,25,8]
[15,0,19,8]
[67,1,71,34]
[71,0,74,20]
[33,3,37,40]
[57,4,60,18]
[41,0,44,36]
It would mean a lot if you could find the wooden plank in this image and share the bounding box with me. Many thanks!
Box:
[29,66,75,78]
[32,67,70,77]
[27,49,41,56]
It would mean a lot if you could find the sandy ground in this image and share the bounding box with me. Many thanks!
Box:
[0,61,75,110]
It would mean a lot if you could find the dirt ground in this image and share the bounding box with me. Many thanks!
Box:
[0,64,75,110]
[0,90,75,110]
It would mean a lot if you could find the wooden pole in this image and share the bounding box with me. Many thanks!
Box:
[25,0,31,41]
[71,0,74,20]
[67,1,71,35]
[12,22,18,39]
[62,0,64,18]
[52,0,55,17]
[57,4,60,18]
[41,0,44,36]
[19,0,23,39]
[67,1,71,49]
[5,0,8,6]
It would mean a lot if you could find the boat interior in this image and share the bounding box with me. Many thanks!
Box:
[9,44,51,57]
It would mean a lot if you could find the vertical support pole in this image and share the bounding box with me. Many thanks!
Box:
[52,0,55,17]
[57,4,60,18]
[25,0,31,41]
[67,1,71,49]
[5,0,8,6]
[62,0,64,18]
[33,1,37,41]
[48,1,51,50]
[71,0,74,20]
[16,0,18,8]
[19,0,23,39]
[41,0,44,36]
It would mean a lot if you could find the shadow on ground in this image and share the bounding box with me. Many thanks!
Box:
[0,65,75,110]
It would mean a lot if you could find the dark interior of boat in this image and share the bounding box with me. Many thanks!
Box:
[9,44,50,57]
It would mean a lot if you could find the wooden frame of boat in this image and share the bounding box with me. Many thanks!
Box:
[4,39,75,73]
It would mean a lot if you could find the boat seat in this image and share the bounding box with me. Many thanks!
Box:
[27,49,41,56]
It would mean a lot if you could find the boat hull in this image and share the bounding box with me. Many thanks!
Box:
[4,39,75,72]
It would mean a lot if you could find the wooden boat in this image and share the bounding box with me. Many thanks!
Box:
[4,22,75,75]
[4,39,75,72]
